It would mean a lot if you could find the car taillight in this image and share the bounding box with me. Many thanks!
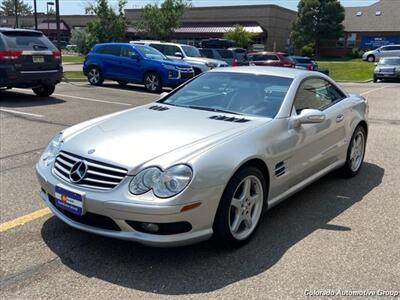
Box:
[232,58,239,67]
[52,50,61,60]
[283,63,293,68]
[0,50,23,60]
[307,64,314,70]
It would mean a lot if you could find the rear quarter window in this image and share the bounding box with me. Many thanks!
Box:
[96,45,120,56]
[2,31,56,50]
[199,49,214,58]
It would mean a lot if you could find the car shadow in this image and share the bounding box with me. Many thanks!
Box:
[99,82,171,94]
[41,162,384,295]
[0,90,65,107]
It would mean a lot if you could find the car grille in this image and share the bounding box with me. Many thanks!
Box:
[180,72,194,79]
[53,151,128,191]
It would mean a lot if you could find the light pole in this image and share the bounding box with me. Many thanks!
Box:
[14,0,18,28]
[55,0,61,50]
[34,0,38,30]
[46,2,54,39]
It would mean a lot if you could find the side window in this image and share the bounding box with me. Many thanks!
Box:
[97,45,120,56]
[150,43,165,53]
[294,78,345,113]
[200,49,214,58]
[216,49,234,59]
[120,46,136,58]
[164,45,182,56]
[380,46,388,52]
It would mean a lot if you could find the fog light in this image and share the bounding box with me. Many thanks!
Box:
[141,222,159,233]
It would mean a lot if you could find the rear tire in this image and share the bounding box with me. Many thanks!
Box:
[87,66,104,86]
[32,84,55,97]
[340,126,367,177]
[373,75,378,83]
[213,166,267,249]
[143,72,162,93]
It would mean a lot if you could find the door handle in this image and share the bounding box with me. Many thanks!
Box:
[336,114,344,123]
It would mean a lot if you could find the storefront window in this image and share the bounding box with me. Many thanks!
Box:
[336,37,345,48]
[346,33,357,48]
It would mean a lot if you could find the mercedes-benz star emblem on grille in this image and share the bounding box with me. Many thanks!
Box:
[69,160,88,183]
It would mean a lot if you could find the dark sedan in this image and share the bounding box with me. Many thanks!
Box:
[290,56,330,76]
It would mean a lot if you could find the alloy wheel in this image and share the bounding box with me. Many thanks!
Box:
[229,175,263,240]
[350,131,365,172]
[88,68,100,84]
[145,74,160,91]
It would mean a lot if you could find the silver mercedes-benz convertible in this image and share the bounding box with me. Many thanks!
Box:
[36,67,368,248]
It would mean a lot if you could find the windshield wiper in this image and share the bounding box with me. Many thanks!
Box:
[32,44,48,50]
[185,105,242,115]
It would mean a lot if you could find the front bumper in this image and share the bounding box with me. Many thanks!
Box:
[36,163,221,247]
[374,72,400,79]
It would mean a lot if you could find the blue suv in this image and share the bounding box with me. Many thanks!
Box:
[83,43,194,92]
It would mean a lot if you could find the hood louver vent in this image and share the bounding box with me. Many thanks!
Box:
[209,115,250,123]
[275,161,286,177]
[149,105,169,111]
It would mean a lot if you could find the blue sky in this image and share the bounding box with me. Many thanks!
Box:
[24,0,378,15]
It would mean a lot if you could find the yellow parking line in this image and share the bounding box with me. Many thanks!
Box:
[0,208,51,233]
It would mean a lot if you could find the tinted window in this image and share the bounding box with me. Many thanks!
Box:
[135,45,166,60]
[233,49,248,62]
[294,78,345,113]
[249,54,279,61]
[199,49,214,58]
[96,45,120,56]
[182,45,202,57]
[392,46,400,50]
[160,72,293,118]
[216,49,234,59]
[163,45,182,56]
[292,58,313,64]
[120,46,136,58]
[2,31,56,50]
[149,43,165,53]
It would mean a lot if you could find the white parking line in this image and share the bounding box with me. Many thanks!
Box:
[0,108,44,118]
[360,86,388,96]
[13,88,132,106]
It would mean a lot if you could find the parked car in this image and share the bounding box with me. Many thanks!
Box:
[373,57,400,82]
[290,56,330,76]
[199,48,249,66]
[0,28,62,97]
[362,45,400,62]
[131,41,228,75]
[83,43,194,92]
[200,38,237,49]
[37,66,368,248]
[248,52,294,68]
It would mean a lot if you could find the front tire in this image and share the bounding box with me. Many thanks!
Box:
[373,75,378,83]
[367,55,375,62]
[32,84,55,97]
[213,166,267,248]
[87,66,103,86]
[340,126,367,177]
[143,72,162,93]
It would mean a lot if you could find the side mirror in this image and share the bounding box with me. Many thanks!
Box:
[291,109,326,128]
[160,92,169,98]
[174,52,183,59]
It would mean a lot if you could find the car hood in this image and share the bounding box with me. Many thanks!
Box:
[61,104,267,173]
[159,59,191,68]
[376,64,399,70]
[185,56,228,66]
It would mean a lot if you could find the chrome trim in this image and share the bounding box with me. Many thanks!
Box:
[20,70,59,74]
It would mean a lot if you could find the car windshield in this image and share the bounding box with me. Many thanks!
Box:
[182,45,202,57]
[159,72,293,118]
[379,58,400,65]
[135,45,166,60]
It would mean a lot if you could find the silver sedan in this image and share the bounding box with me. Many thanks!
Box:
[36,67,368,248]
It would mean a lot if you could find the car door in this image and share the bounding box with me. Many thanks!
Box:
[99,45,121,79]
[378,46,392,59]
[117,45,142,82]
[285,77,349,188]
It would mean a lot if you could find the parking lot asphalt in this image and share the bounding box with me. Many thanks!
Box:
[0,81,399,299]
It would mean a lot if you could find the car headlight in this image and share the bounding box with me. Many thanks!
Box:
[40,132,63,166]
[129,165,193,198]
[162,64,177,70]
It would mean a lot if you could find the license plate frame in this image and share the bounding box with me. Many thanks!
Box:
[32,56,45,63]
[55,185,85,216]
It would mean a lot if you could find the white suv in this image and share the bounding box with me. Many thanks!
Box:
[131,40,228,75]
[362,45,400,62]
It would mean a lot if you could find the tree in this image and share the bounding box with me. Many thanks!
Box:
[223,25,257,49]
[292,0,345,56]
[73,0,127,54]
[0,0,32,16]
[137,0,191,40]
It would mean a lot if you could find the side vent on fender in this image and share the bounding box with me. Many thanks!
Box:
[209,115,250,123]
[149,105,169,111]
[275,161,286,177]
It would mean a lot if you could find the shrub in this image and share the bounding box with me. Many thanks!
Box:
[301,44,314,57]
[349,47,364,59]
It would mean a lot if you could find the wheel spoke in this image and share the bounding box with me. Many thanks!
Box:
[231,214,243,233]
[231,197,243,209]
[244,215,252,229]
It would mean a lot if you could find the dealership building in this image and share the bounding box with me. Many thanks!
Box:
[320,0,400,56]
[0,0,398,55]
